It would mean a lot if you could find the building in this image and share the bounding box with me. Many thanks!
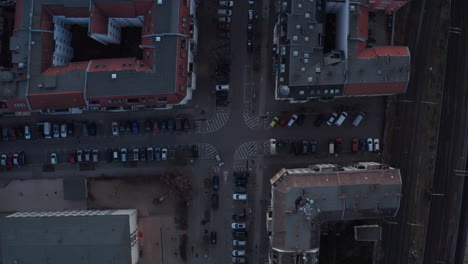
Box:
[273,0,410,102]
[0,209,139,264]
[267,162,402,264]
[0,0,198,114]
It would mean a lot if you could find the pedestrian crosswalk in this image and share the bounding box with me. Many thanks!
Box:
[234,141,257,160]
[243,112,262,130]
[199,109,230,133]
[199,143,218,158]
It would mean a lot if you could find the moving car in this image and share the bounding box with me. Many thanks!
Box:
[215,154,224,166]
[210,231,217,245]
[233,194,247,200]
[213,175,219,191]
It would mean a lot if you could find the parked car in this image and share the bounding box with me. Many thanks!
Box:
[161,148,168,160]
[145,120,152,133]
[374,138,380,152]
[6,153,13,168]
[191,145,199,158]
[270,139,277,155]
[233,194,247,200]
[334,112,348,126]
[352,112,366,127]
[125,121,131,134]
[232,231,247,239]
[147,147,154,161]
[352,138,359,152]
[213,175,219,191]
[92,149,99,163]
[13,153,18,166]
[359,139,367,151]
[183,119,190,132]
[67,122,74,136]
[234,186,247,193]
[212,193,219,209]
[169,149,175,160]
[133,148,139,161]
[77,150,83,162]
[329,139,335,155]
[216,84,230,91]
[121,148,127,162]
[112,150,120,162]
[248,9,254,22]
[215,154,224,166]
[132,121,139,135]
[231,223,246,229]
[69,150,77,164]
[140,148,146,161]
[24,125,31,140]
[287,114,298,127]
[2,127,8,141]
[1,154,6,166]
[168,120,175,133]
[232,213,246,221]
[219,1,234,7]
[218,17,231,23]
[60,124,67,137]
[53,124,60,138]
[233,240,246,246]
[161,120,168,132]
[367,138,373,152]
[326,112,338,125]
[88,122,97,136]
[270,116,279,127]
[218,23,231,30]
[232,250,246,256]
[218,9,232,16]
[210,231,217,245]
[314,114,325,127]
[153,121,160,133]
[302,140,308,154]
[112,122,119,136]
[310,140,318,153]
[50,153,57,165]
[247,39,253,51]
[19,151,25,166]
[296,115,306,126]
[335,138,342,154]
[232,257,246,263]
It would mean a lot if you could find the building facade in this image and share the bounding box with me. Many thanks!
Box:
[273,0,410,103]
[0,0,198,114]
[0,209,139,264]
[267,162,402,264]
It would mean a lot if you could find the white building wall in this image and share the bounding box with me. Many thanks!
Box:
[326,1,348,59]
[7,209,113,218]
[91,17,144,45]
[52,17,89,66]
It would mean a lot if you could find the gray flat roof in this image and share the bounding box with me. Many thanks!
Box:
[270,163,402,252]
[0,212,132,264]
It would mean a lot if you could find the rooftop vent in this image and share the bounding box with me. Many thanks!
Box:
[301,67,306,72]
[304,53,309,58]
[299,90,305,95]
[298,3,302,8]
[305,13,310,19]
[304,58,309,63]
[304,37,309,41]
[296,24,301,29]
[111,73,117,79]
[293,36,298,41]
[350,5,355,12]
[309,25,314,30]
[377,70,382,75]
[315,67,321,73]
[308,77,313,83]
[293,51,299,56]
[155,37,161,42]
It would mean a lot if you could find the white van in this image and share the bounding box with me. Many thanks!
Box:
[43,122,51,139]
[328,139,335,155]
[216,84,230,91]
[352,112,366,127]
[269,139,277,155]
[334,112,348,126]
[24,125,31,140]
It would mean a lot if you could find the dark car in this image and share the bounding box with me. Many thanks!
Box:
[216,75,229,83]
[296,115,306,126]
[67,122,74,136]
[218,31,231,39]
[88,122,97,136]
[153,121,160,133]
[132,121,139,135]
[335,138,342,154]
[359,139,367,151]
[302,140,308,154]
[234,171,249,178]
[191,145,199,158]
[125,121,132,134]
[19,151,26,166]
[145,120,152,133]
[352,138,359,152]
[155,147,162,161]
[232,213,246,221]
[140,148,146,161]
[310,140,318,153]
[2,127,8,141]
[212,194,219,210]
[314,114,325,127]
[161,120,168,132]
[294,141,302,155]
[232,231,247,239]
[16,127,24,139]
[247,39,253,52]
[234,186,247,193]
[235,178,248,186]
[213,176,219,191]
[176,118,183,132]
[210,231,217,245]
[216,99,230,106]
[68,150,77,164]
[183,119,190,132]
[168,119,175,133]
[9,128,16,141]
[6,153,13,168]
[216,91,229,98]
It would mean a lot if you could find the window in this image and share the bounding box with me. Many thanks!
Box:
[127,98,139,103]
[147,97,154,102]
[181,39,187,49]
[89,100,100,105]
[158,97,167,102]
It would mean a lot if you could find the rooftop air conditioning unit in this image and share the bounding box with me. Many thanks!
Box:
[111,73,117,79]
